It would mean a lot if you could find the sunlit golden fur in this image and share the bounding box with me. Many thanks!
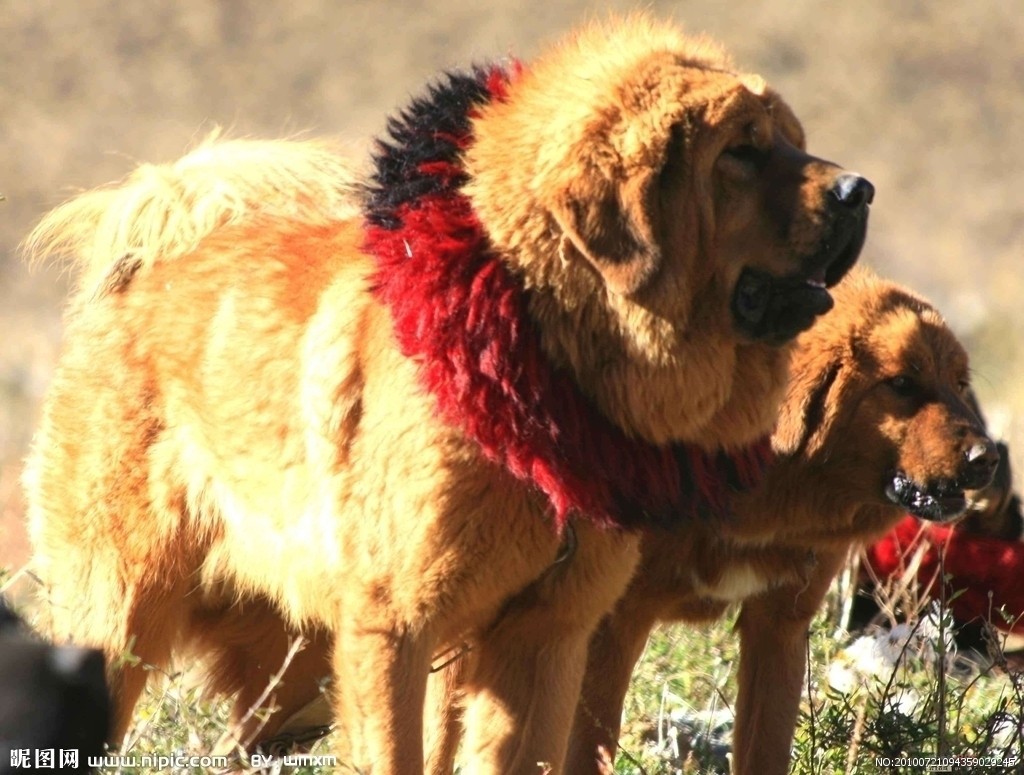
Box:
[566,269,996,775]
[26,16,862,773]
[26,132,362,299]
[466,18,839,447]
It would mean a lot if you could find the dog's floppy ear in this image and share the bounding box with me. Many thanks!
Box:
[773,352,844,458]
[552,168,662,296]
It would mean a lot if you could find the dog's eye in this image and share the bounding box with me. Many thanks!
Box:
[722,144,766,166]
[886,375,917,396]
[957,379,971,395]
[717,144,767,181]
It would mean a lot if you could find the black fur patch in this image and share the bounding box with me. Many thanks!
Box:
[98,252,143,296]
[366,68,495,229]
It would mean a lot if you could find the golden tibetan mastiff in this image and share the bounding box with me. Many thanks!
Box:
[25,17,870,772]
[567,269,999,775]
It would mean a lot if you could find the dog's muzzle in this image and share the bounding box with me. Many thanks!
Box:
[732,173,874,344]
[885,440,1001,523]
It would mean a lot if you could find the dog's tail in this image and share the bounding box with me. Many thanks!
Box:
[24,131,363,297]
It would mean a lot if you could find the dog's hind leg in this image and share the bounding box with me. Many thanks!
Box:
[34,526,198,745]
[31,506,199,745]
[23,307,208,744]
[106,579,196,743]
[185,596,334,752]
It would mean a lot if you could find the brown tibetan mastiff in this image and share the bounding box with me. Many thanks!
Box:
[24,17,869,772]
[567,269,999,775]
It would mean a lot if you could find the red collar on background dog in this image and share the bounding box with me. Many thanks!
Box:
[866,516,1024,633]
[363,64,772,531]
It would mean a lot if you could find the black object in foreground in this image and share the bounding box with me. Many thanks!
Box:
[0,600,110,774]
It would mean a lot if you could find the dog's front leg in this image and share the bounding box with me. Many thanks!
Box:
[331,620,433,774]
[424,649,469,775]
[732,549,846,775]
[459,612,593,774]
[565,601,661,773]
[459,525,639,775]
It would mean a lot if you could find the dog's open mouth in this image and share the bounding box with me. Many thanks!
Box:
[732,197,869,345]
[731,263,846,345]
[884,471,969,523]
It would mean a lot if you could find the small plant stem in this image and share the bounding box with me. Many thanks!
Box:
[936,548,948,757]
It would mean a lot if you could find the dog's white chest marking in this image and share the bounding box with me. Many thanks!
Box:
[695,564,770,602]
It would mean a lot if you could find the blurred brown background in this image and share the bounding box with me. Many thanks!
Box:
[3,1,1023,573]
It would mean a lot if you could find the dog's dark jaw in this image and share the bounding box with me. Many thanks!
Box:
[732,218,870,344]
[732,177,872,344]
[823,222,867,288]
[885,472,970,523]
[820,195,872,288]
[732,268,834,344]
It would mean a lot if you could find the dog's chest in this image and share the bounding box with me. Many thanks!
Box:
[692,563,771,602]
[688,545,817,604]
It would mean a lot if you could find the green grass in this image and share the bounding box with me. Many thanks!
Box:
[110,645,340,774]
[7,559,1024,774]
[79,589,1024,775]
[611,569,1024,775]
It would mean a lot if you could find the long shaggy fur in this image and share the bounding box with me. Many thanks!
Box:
[24,132,362,297]
[568,269,997,775]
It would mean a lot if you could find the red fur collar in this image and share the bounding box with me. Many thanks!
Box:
[363,65,772,531]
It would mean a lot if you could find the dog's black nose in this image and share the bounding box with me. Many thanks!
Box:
[830,174,875,209]
[962,439,1000,488]
[966,440,1000,469]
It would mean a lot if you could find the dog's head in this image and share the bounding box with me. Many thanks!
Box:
[564,67,871,348]
[775,270,999,529]
[477,19,868,334]
[701,91,871,346]
[466,18,870,445]
[956,392,1022,540]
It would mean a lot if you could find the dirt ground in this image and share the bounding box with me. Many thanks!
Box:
[3,1,1023,574]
